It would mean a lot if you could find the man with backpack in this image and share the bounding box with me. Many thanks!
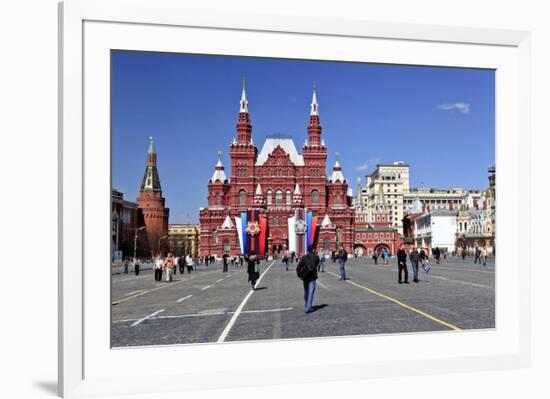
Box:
[296,246,320,314]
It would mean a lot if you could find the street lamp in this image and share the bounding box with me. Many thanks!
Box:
[133,226,146,263]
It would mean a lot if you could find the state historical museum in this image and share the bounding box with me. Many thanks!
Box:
[199,82,354,257]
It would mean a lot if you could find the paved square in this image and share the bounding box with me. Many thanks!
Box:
[111,256,495,347]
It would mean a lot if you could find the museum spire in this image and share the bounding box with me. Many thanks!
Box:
[236,78,253,145]
[307,82,322,146]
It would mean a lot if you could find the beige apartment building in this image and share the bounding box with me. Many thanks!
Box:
[356,162,482,235]
[168,224,200,257]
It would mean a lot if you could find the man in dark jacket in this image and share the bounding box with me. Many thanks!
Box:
[297,246,320,314]
[397,245,409,284]
[409,247,420,283]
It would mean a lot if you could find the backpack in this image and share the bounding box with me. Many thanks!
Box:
[296,260,309,280]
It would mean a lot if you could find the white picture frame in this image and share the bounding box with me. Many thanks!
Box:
[59,0,531,397]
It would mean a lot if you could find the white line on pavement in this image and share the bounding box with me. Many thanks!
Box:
[217,260,276,343]
[176,294,193,303]
[130,309,165,327]
[115,307,293,324]
[429,275,494,289]
[124,289,144,297]
[216,279,224,283]
[201,285,211,291]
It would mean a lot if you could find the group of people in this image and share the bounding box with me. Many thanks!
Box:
[396,245,430,284]
[153,253,196,282]
[371,248,390,265]
[222,254,245,272]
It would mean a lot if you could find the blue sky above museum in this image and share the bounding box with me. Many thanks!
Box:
[112,51,495,223]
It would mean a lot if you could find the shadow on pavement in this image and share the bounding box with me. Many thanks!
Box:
[310,304,328,313]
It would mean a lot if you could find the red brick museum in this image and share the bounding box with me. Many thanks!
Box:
[199,83,355,257]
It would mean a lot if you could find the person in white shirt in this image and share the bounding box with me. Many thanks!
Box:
[154,254,163,282]
[185,254,193,274]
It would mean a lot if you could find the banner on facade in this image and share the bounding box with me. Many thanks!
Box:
[235,210,267,256]
[288,209,319,256]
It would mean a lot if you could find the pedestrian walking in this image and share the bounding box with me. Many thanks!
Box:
[282,253,289,271]
[154,253,163,282]
[296,246,319,314]
[397,245,409,284]
[409,247,420,283]
[164,253,175,282]
[246,252,260,290]
[239,255,244,267]
[481,247,488,266]
[338,248,348,281]
[133,258,140,276]
[222,253,229,273]
[173,256,178,275]
[419,247,427,267]
[318,252,327,272]
[178,255,185,274]
[372,252,378,265]
[434,246,441,264]
[185,254,193,273]
[474,246,481,264]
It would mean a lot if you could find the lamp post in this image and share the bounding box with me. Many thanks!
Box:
[158,235,168,256]
[133,226,146,263]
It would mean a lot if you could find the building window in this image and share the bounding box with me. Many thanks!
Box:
[216,195,222,205]
[275,190,283,206]
[239,189,247,205]
[267,190,272,205]
[311,189,319,204]
[336,194,341,204]
[286,190,291,206]
[213,231,218,245]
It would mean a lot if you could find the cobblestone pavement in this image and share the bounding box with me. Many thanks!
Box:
[111,256,495,347]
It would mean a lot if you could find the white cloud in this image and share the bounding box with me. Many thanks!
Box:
[355,157,381,172]
[437,102,470,114]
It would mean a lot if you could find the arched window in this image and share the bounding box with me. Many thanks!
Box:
[216,195,221,205]
[213,231,218,245]
[311,189,319,204]
[267,190,272,206]
[336,194,341,204]
[239,190,247,206]
[275,190,283,206]
[286,190,291,205]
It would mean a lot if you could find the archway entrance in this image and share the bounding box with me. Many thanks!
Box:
[374,243,391,256]
[354,244,366,257]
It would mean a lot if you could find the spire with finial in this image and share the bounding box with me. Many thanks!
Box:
[306,81,322,146]
[236,78,253,145]
[210,149,227,183]
[310,81,319,116]
[239,78,248,113]
[329,152,346,183]
[141,136,161,191]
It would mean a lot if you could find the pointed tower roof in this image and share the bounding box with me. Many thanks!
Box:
[329,152,346,183]
[140,137,162,191]
[239,78,248,113]
[210,150,228,183]
[148,136,155,154]
[310,81,319,116]
[255,184,262,195]
[221,215,235,229]
[321,214,333,227]
[294,183,301,195]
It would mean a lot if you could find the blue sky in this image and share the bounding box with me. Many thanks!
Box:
[112,51,495,224]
